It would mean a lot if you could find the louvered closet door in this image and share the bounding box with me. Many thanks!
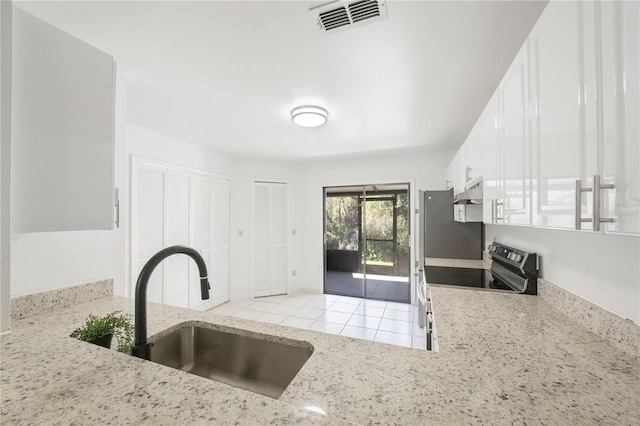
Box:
[190,175,213,309]
[135,164,165,304]
[133,160,230,310]
[252,182,288,297]
[164,171,191,308]
[210,179,230,305]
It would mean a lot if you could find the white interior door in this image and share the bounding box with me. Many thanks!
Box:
[165,171,191,308]
[190,175,213,310]
[132,159,230,310]
[252,181,288,297]
[134,164,165,304]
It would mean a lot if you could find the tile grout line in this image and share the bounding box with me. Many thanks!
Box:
[211,293,425,350]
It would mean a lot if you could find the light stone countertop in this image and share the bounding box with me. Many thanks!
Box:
[1,289,639,425]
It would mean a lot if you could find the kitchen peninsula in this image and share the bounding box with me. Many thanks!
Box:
[1,287,638,425]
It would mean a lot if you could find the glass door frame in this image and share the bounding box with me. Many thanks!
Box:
[323,182,414,304]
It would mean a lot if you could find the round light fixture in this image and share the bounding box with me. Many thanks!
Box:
[291,105,328,127]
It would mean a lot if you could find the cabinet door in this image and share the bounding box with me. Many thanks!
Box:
[445,162,454,190]
[452,150,464,195]
[601,1,640,235]
[499,42,531,225]
[530,1,598,230]
[12,8,115,232]
[465,124,483,185]
[481,93,501,224]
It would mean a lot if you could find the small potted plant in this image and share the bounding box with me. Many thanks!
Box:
[70,311,134,353]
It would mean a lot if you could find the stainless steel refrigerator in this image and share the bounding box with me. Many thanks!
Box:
[419,189,483,263]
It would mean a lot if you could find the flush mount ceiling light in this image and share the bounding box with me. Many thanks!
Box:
[291,106,328,127]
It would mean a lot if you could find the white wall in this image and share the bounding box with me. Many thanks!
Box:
[10,63,127,297]
[485,225,640,324]
[300,150,455,294]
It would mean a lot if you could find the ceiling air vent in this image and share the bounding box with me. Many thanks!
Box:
[312,0,387,33]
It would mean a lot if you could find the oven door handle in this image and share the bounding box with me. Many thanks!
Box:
[417,274,428,328]
[417,278,427,307]
[491,262,528,293]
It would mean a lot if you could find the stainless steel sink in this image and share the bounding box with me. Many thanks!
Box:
[149,322,314,399]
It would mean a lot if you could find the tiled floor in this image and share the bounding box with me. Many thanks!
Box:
[209,293,426,350]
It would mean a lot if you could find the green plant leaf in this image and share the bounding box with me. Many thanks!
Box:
[70,311,134,353]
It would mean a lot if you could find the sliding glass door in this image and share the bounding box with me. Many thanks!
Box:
[324,184,410,303]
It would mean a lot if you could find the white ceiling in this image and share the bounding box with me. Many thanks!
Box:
[16,0,548,161]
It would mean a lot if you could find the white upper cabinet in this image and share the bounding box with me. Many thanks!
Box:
[601,1,640,235]
[12,7,115,232]
[445,162,454,190]
[451,150,465,195]
[481,93,501,224]
[447,120,484,195]
[498,41,531,226]
[530,1,598,230]
[465,120,483,187]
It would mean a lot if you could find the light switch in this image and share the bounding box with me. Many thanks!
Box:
[238,229,244,237]
[291,228,297,236]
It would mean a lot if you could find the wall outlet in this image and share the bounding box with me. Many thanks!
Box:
[292,269,296,276]
[238,229,244,237]
[291,228,296,236]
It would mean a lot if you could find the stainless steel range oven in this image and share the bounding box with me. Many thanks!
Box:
[485,242,539,294]
[424,243,539,295]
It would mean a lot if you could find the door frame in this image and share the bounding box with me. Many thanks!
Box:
[322,178,416,304]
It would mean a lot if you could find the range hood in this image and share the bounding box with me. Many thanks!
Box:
[453,180,483,204]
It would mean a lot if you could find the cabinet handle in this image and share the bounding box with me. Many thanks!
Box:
[495,201,504,222]
[592,175,615,232]
[491,200,504,223]
[575,176,615,231]
[114,187,120,229]
[491,200,496,223]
